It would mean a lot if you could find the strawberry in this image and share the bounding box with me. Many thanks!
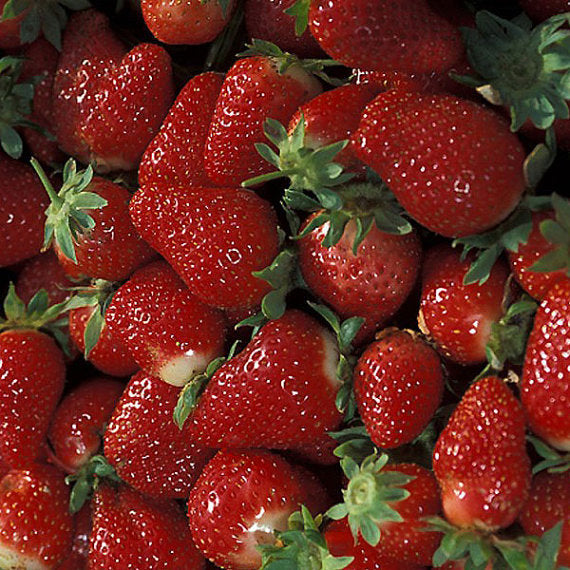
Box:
[57,503,91,570]
[308,0,464,74]
[32,159,156,282]
[0,0,26,49]
[0,463,74,569]
[354,328,444,449]
[142,0,235,44]
[138,72,224,189]
[129,186,280,311]
[104,260,227,386]
[520,0,570,20]
[89,483,205,569]
[187,448,330,569]
[433,376,531,531]
[0,154,49,268]
[104,371,214,499]
[204,43,322,186]
[352,91,527,238]
[418,244,510,365]
[48,376,124,472]
[182,309,344,449]
[521,278,570,451]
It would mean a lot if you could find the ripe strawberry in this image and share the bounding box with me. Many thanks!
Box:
[89,483,205,569]
[519,470,570,566]
[352,91,526,238]
[308,0,464,74]
[0,154,49,268]
[48,376,124,472]
[142,0,235,44]
[204,45,322,186]
[0,463,74,569]
[57,503,91,570]
[187,448,330,569]
[129,186,280,311]
[521,278,570,451]
[104,371,214,499]
[183,309,344,449]
[138,72,224,189]
[0,0,27,49]
[419,244,510,365]
[519,0,570,20]
[354,329,444,449]
[433,376,531,531]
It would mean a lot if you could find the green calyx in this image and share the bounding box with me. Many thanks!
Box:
[527,436,570,474]
[283,0,310,37]
[459,11,570,131]
[31,157,107,265]
[259,506,354,570]
[326,453,413,547]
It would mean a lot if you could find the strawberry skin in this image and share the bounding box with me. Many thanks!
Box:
[433,376,531,531]
[0,463,74,569]
[104,371,215,499]
[354,329,444,449]
[129,186,280,310]
[187,309,344,449]
[187,449,330,569]
[519,0,570,21]
[352,92,526,238]
[521,279,570,451]
[57,503,91,570]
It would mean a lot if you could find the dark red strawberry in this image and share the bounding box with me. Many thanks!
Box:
[138,72,224,189]
[0,0,27,49]
[0,463,74,568]
[352,91,527,238]
[57,503,92,570]
[142,0,235,44]
[89,483,205,569]
[48,376,124,472]
[104,371,214,499]
[520,0,570,20]
[521,278,570,451]
[354,329,444,449]
[433,376,531,531]
[129,185,280,311]
[187,448,330,569]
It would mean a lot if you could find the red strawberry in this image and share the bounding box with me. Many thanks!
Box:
[519,0,570,21]
[0,154,49,268]
[308,0,463,74]
[89,483,205,569]
[57,503,92,570]
[142,0,236,44]
[354,328,444,449]
[433,376,531,530]
[104,371,214,499]
[0,464,74,568]
[129,186,280,311]
[519,470,570,566]
[521,278,570,451]
[187,448,330,569]
[204,48,322,186]
[48,376,124,472]
[0,0,27,49]
[352,91,526,238]
[419,244,510,365]
[138,72,224,189]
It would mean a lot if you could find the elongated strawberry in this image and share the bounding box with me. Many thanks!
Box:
[0,463,74,569]
[187,448,330,569]
[104,371,214,499]
[522,278,570,451]
[433,376,531,531]
[129,185,280,311]
[352,91,527,238]
[354,329,444,449]
[138,72,224,189]
[90,483,205,569]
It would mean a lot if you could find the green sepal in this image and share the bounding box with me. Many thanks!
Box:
[523,128,557,189]
[531,522,564,570]
[527,435,570,474]
[65,454,121,514]
[328,424,376,464]
[283,0,310,37]
[204,4,244,70]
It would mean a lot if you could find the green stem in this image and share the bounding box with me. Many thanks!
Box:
[30,157,62,207]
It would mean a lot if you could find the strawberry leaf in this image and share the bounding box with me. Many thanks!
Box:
[283,0,310,37]
[329,424,376,464]
[527,435,570,474]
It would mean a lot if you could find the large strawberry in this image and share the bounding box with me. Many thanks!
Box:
[521,278,570,451]
[433,375,531,531]
[187,448,330,569]
[352,91,527,238]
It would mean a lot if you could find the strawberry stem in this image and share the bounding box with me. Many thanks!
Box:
[30,157,62,207]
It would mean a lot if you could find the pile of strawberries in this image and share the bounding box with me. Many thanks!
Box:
[0,0,569,568]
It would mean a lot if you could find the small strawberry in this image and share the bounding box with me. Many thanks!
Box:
[0,463,74,569]
[433,376,531,531]
[89,483,205,569]
[187,448,330,569]
[521,278,570,451]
